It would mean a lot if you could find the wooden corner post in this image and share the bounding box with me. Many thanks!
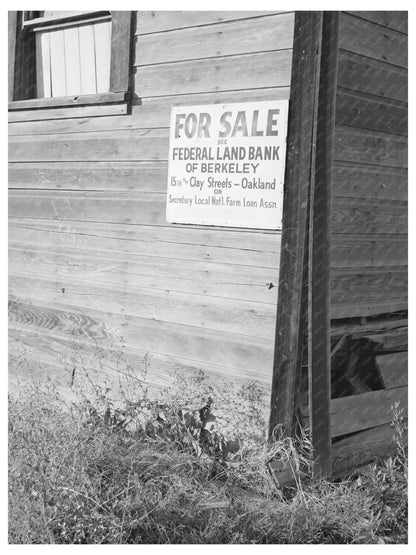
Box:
[269,12,323,439]
[308,11,340,478]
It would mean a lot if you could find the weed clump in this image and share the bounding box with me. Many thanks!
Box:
[8,362,408,544]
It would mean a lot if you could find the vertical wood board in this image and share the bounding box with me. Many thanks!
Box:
[35,32,52,98]
[308,11,339,478]
[269,11,322,439]
[94,20,112,93]
[49,29,67,96]
[79,24,97,94]
[63,26,81,96]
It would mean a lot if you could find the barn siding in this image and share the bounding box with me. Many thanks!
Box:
[330,11,408,318]
[9,11,295,389]
[329,11,408,463]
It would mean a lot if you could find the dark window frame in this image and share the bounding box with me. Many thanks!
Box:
[8,11,133,114]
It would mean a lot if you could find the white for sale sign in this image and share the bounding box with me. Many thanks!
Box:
[166,100,289,230]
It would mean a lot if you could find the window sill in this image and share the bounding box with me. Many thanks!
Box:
[8,91,130,121]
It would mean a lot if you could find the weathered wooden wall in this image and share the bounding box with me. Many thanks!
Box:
[329,11,408,463]
[9,11,295,390]
[331,11,408,319]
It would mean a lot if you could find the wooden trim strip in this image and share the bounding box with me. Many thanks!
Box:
[8,103,129,122]
[8,91,129,111]
[8,12,18,101]
[269,12,323,439]
[28,16,112,33]
[110,11,133,93]
[308,11,340,478]
[22,11,110,30]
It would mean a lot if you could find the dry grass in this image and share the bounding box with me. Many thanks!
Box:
[8,363,408,544]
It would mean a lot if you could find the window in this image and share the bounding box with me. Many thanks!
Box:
[8,11,133,115]
[28,11,112,98]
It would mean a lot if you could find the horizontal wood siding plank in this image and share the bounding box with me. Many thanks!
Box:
[330,234,407,268]
[9,162,169,192]
[337,50,407,102]
[8,298,274,376]
[8,244,280,304]
[330,386,407,437]
[358,328,408,353]
[331,318,408,337]
[8,217,282,253]
[8,215,281,267]
[332,423,398,475]
[330,300,407,319]
[9,325,273,389]
[330,197,407,235]
[9,190,167,225]
[336,89,407,136]
[332,164,407,201]
[9,328,163,393]
[135,13,294,65]
[135,11,285,34]
[330,270,407,305]
[132,89,291,123]
[8,230,281,268]
[9,129,169,162]
[9,332,95,397]
[134,51,292,97]
[302,386,408,437]
[339,13,408,68]
[346,11,407,34]
[334,127,407,168]
[8,115,146,136]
